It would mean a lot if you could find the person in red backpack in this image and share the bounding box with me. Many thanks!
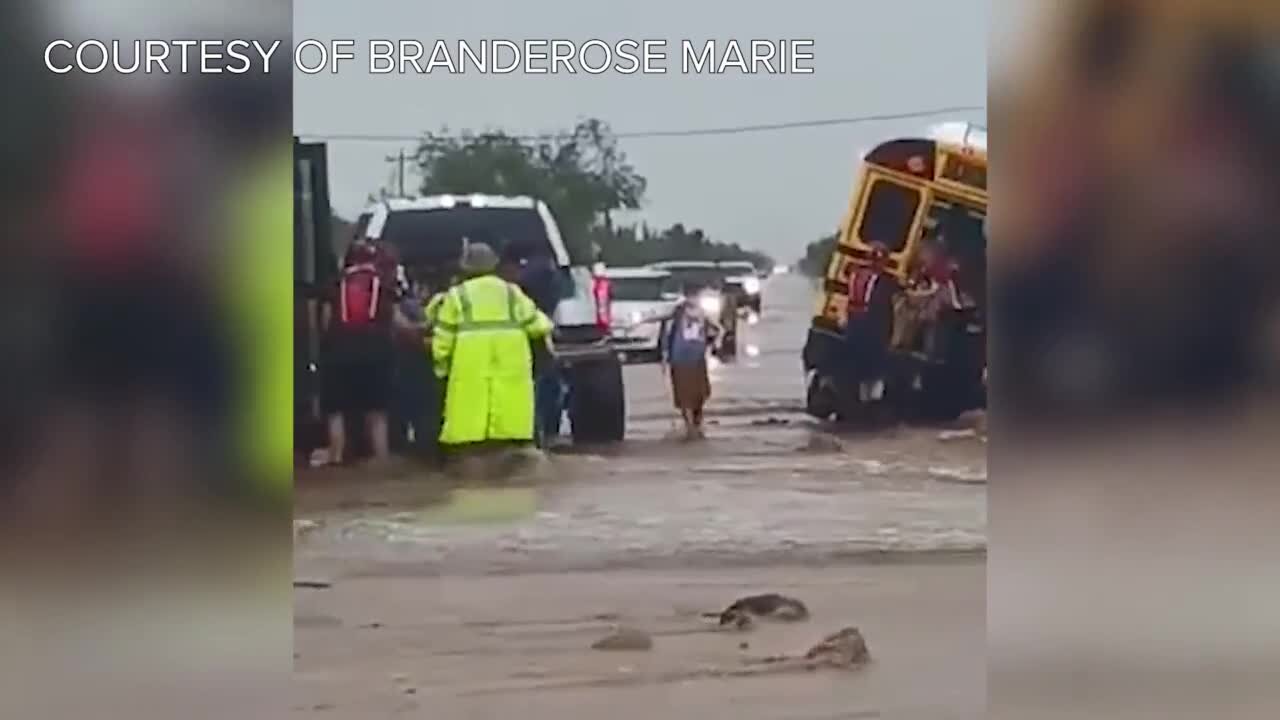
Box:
[321,240,398,465]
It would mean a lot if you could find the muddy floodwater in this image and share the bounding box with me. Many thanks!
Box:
[294,274,987,719]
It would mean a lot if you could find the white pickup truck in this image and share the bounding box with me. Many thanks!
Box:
[357,194,626,444]
[601,267,680,364]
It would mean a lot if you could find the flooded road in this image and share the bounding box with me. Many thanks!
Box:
[297,274,985,573]
[294,273,986,719]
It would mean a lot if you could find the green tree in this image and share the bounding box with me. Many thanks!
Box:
[414,119,645,260]
[411,118,772,269]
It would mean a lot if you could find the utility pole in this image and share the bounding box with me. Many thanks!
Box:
[384,148,407,197]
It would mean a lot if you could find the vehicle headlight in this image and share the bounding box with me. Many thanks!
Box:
[630,310,644,325]
[742,277,761,295]
[699,294,723,315]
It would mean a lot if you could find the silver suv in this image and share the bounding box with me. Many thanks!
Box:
[357,194,626,444]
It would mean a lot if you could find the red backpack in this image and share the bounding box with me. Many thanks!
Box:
[338,262,383,328]
[64,123,160,267]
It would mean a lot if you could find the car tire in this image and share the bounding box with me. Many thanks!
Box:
[567,354,626,444]
[717,315,739,359]
[718,333,738,359]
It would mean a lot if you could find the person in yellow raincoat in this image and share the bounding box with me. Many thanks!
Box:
[225,140,291,507]
[432,242,553,448]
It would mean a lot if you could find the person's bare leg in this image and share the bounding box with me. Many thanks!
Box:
[367,412,391,460]
[679,409,695,440]
[327,413,345,465]
[693,407,706,439]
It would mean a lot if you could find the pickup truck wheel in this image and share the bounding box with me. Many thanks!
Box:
[717,332,738,359]
[567,355,626,444]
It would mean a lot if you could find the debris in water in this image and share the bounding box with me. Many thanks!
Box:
[709,593,811,629]
[751,416,790,427]
[718,611,753,630]
[591,627,654,651]
[937,429,978,442]
[804,627,870,668]
[293,580,332,589]
[733,627,870,673]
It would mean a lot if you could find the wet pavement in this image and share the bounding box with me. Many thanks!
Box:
[295,274,986,576]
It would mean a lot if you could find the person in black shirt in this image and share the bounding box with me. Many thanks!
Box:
[513,250,564,447]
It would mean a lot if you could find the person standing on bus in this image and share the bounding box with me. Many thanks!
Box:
[920,235,963,359]
[844,243,899,402]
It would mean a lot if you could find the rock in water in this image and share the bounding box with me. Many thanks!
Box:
[591,627,654,651]
[804,627,870,668]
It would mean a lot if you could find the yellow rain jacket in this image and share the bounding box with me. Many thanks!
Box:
[432,274,553,446]
[225,145,291,505]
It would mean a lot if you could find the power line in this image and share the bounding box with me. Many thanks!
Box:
[296,104,986,143]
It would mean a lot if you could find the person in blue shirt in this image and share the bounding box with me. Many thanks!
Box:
[661,284,721,439]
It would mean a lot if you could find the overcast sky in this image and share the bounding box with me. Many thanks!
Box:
[294,0,988,261]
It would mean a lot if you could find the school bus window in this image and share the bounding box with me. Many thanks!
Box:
[856,180,920,253]
[940,154,987,191]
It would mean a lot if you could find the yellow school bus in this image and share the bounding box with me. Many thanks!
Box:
[803,130,988,421]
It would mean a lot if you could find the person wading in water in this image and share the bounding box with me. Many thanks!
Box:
[660,283,720,440]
